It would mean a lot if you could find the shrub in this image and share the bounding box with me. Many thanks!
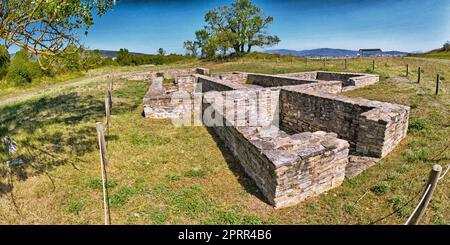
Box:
[6,49,42,85]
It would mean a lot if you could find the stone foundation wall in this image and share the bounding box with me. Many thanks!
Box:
[247,73,316,87]
[141,70,409,208]
[197,75,248,92]
[280,89,410,158]
[211,72,249,85]
[203,90,349,208]
[195,68,210,76]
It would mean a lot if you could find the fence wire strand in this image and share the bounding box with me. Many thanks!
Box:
[367,181,427,225]
[404,184,432,225]
[438,165,450,181]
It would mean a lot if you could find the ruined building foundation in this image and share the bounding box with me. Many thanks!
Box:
[142,68,410,208]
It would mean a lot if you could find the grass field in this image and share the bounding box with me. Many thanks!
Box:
[0,56,448,224]
[410,50,450,60]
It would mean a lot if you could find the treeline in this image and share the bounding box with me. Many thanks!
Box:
[0,45,191,86]
[116,48,189,66]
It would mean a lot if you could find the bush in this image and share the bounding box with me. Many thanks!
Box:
[6,50,42,85]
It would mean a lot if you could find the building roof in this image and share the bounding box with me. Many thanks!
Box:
[359,49,382,52]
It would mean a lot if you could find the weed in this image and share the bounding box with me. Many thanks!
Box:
[371,181,391,195]
[405,148,430,163]
[344,203,359,214]
[398,164,412,173]
[384,172,400,181]
[166,174,181,181]
[68,201,83,215]
[408,118,428,132]
[86,178,117,190]
[184,168,207,178]
[110,186,136,208]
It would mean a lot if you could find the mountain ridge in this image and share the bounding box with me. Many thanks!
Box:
[265,48,409,57]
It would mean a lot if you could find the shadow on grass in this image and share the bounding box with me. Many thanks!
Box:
[0,92,135,196]
[205,127,268,205]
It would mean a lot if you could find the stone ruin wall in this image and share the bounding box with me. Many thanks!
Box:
[142,68,410,208]
[202,89,349,208]
[280,89,410,158]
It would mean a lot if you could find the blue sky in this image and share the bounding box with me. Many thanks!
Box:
[13,0,450,54]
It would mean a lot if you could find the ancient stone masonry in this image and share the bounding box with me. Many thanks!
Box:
[142,68,410,208]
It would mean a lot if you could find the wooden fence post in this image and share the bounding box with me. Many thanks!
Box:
[435,74,440,95]
[344,59,347,69]
[108,80,113,114]
[96,122,111,225]
[372,59,375,71]
[418,67,422,83]
[406,164,442,225]
[406,64,409,76]
[105,98,111,130]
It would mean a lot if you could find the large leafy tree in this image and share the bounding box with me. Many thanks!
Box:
[0,0,114,57]
[185,0,279,57]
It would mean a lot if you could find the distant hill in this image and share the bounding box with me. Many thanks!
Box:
[265,48,409,57]
[409,47,450,60]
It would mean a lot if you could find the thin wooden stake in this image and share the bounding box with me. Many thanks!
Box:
[96,122,111,225]
[108,80,113,114]
[344,59,347,69]
[406,64,409,76]
[406,165,442,225]
[372,59,375,71]
[418,66,422,83]
[435,74,440,95]
[105,97,111,131]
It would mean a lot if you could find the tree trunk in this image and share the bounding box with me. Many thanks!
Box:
[247,45,252,53]
[233,44,240,54]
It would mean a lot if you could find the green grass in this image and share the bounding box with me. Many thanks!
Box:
[410,50,450,60]
[0,55,448,224]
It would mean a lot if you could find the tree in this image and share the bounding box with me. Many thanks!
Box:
[157,48,166,56]
[0,45,10,79]
[443,41,450,51]
[0,1,113,57]
[184,0,280,57]
[183,40,199,57]
[117,48,131,66]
